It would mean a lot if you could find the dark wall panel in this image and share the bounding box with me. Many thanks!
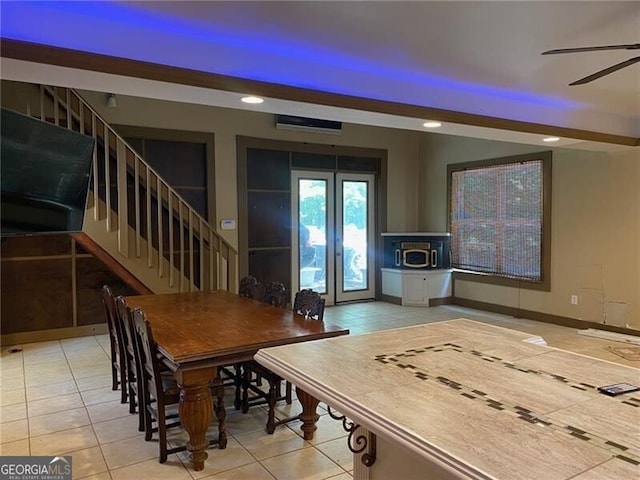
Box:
[1,236,139,335]
[248,249,291,297]
[1,258,73,333]
[247,191,291,248]
[145,140,206,187]
[337,155,378,172]
[75,257,136,326]
[291,152,336,170]
[1,234,71,257]
[247,148,290,190]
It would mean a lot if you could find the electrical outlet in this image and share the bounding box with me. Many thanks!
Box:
[571,295,579,305]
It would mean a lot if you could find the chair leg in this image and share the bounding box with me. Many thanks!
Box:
[157,404,168,464]
[241,367,251,414]
[234,363,242,410]
[136,378,145,432]
[285,381,293,405]
[266,378,279,434]
[111,363,119,391]
[128,382,137,415]
[119,364,128,404]
[214,377,228,449]
[144,404,154,442]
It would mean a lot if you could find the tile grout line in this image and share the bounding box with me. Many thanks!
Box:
[63,336,112,478]
[5,303,637,479]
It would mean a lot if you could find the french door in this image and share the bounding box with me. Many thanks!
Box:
[291,171,375,305]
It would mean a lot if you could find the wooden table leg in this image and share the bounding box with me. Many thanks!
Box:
[176,368,216,471]
[296,387,320,440]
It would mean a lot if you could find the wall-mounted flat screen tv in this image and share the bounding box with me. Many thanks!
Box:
[1,108,94,236]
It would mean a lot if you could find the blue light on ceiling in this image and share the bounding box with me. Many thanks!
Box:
[1,1,581,111]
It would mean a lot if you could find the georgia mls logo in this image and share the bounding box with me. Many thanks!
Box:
[48,457,71,474]
[0,456,72,480]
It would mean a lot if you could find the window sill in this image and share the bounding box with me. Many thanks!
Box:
[452,269,550,292]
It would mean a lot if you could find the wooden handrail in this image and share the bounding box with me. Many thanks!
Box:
[34,84,237,293]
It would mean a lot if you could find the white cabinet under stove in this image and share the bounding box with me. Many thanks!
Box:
[381,268,452,306]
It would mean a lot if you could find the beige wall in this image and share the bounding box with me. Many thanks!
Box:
[4,81,638,329]
[419,133,640,330]
[78,91,423,247]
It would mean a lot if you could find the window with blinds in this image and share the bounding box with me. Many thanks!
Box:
[449,153,551,283]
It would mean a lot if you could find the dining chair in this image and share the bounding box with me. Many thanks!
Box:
[242,288,326,433]
[219,275,261,409]
[101,285,127,404]
[262,280,290,399]
[116,296,176,432]
[233,279,287,412]
[293,288,326,320]
[240,280,290,414]
[114,296,144,431]
[239,275,259,299]
[131,306,222,463]
[262,281,287,307]
[130,307,188,463]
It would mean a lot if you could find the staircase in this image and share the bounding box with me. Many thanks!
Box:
[25,84,237,294]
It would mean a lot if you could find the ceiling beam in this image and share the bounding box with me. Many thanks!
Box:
[1,38,637,147]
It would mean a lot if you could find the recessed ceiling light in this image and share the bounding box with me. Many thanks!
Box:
[542,136,560,142]
[241,95,264,104]
[423,121,442,128]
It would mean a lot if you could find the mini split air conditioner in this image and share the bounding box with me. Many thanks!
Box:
[275,114,342,135]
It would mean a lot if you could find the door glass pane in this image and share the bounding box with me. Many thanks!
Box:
[299,179,327,293]
[342,180,368,291]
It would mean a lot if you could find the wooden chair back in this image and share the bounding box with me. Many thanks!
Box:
[130,307,188,463]
[239,275,259,299]
[293,289,325,320]
[131,308,164,409]
[263,281,287,308]
[115,297,137,375]
[101,285,126,400]
[114,296,144,427]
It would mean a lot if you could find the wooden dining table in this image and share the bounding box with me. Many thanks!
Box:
[124,290,349,471]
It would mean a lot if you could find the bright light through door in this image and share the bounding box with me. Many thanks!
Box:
[298,179,327,293]
[342,180,368,291]
[292,171,374,305]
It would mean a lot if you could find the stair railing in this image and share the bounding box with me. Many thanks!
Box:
[32,84,237,292]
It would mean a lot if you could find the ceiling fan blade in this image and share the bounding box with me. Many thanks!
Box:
[542,43,640,55]
[569,56,640,85]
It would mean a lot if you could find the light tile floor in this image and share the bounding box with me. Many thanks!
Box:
[1,302,638,479]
